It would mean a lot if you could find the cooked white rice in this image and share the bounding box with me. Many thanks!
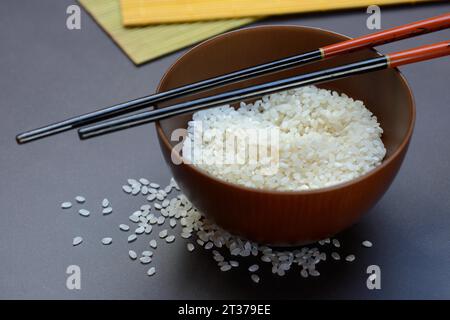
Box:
[182,85,386,191]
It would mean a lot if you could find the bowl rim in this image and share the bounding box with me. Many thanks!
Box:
[155,24,416,196]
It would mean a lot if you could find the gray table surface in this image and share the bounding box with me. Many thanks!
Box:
[1,0,449,300]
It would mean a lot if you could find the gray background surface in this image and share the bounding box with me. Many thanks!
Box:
[0,1,449,299]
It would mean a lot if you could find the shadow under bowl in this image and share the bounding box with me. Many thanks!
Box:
[155,25,415,245]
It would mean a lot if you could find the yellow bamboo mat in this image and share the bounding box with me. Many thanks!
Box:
[78,0,255,65]
[121,0,433,25]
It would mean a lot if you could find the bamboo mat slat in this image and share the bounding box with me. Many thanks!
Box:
[78,0,256,65]
[121,0,434,26]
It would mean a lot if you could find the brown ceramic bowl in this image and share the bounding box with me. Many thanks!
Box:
[155,25,415,245]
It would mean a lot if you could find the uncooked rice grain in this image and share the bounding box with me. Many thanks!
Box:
[66,177,373,283]
[129,250,137,260]
[251,274,260,283]
[128,179,139,186]
[119,224,130,231]
[362,240,373,248]
[159,229,168,238]
[142,250,153,257]
[78,209,90,217]
[101,237,112,245]
[75,196,86,203]
[61,202,72,209]
[204,242,213,250]
[72,236,83,246]
[157,216,165,225]
[122,185,132,193]
[165,235,175,243]
[332,239,341,248]
[147,267,156,276]
[187,243,195,252]
[331,252,340,260]
[102,198,109,208]
[220,264,232,272]
[183,86,386,191]
[248,264,259,272]
[149,240,157,248]
[230,260,239,267]
[102,207,113,215]
[135,226,145,234]
[345,254,356,262]
[140,256,152,264]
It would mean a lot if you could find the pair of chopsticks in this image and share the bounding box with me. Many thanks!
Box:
[16,13,450,144]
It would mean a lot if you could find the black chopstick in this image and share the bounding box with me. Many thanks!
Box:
[78,56,389,139]
[77,40,450,140]
[15,49,322,144]
[16,13,450,144]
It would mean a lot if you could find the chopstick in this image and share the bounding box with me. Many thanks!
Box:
[16,13,450,144]
[78,41,450,140]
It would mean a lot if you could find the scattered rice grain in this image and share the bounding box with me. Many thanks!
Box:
[129,250,137,260]
[220,264,232,272]
[102,198,109,208]
[72,236,83,246]
[142,250,153,257]
[345,254,356,262]
[102,207,113,215]
[147,267,156,276]
[166,235,175,243]
[78,209,90,217]
[248,264,259,272]
[159,229,168,238]
[140,256,152,264]
[251,274,260,283]
[61,202,72,209]
[122,185,132,193]
[362,240,373,248]
[119,224,130,231]
[149,240,157,248]
[101,237,112,245]
[75,196,85,203]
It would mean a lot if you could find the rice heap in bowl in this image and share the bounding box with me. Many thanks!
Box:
[182,85,386,191]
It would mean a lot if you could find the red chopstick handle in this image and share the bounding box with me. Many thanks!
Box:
[387,41,450,68]
[322,12,450,57]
